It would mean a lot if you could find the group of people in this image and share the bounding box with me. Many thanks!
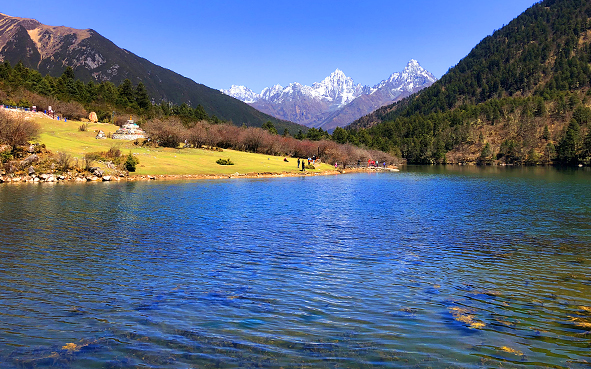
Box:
[293,156,387,171]
[368,159,386,168]
[295,155,320,171]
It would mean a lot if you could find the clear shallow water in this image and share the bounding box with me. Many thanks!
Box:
[0,167,590,368]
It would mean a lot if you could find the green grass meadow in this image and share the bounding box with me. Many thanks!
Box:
[36,118,332,176]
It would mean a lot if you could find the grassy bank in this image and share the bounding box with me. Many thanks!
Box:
[36,117,333,176]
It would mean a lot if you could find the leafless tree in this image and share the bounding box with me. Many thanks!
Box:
[143,117,186,148]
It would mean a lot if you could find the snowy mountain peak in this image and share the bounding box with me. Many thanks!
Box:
[221,85,260,103]
[308,68,365,106]
[402,60,435,80]
[221,60,437,129]
[371,60,437,93]
[260,84,284,101]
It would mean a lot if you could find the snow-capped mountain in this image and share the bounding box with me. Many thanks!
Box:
[371,59,436,97]
[221,60,436,130]
[222,69,365,108]
[310,68,365,107]
[222,85,260,104]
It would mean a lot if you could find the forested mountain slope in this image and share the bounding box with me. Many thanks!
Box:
[347,0,591,165]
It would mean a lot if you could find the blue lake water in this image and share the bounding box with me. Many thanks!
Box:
[1,166,591,368]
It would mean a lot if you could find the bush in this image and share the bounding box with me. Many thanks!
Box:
[105,146,121,159]
[78,123,88,132]
[56,152,73,171]
[83,153,98,171]
[124,152,139,172]
[216,158,234,165]
[0,150,12,163]
[0,110,40,149]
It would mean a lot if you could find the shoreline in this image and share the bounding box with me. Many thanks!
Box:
[0,167,400,184]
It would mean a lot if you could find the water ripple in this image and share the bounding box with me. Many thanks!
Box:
[1,169,591,367]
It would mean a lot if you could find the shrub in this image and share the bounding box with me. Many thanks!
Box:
[216,158,234,165]
[78,123,88,132]
[0,110,40,149]
[106,146,121,159]
[56,152,73,171]
[124,152,139,172]
[0,150,12,163]
[83,153,97,171]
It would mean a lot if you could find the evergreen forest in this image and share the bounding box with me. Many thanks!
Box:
[346,0,591,165]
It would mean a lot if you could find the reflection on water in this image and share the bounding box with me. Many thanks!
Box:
[1,167,591,368]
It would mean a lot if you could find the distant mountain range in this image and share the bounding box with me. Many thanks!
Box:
[222,60,436,131]
[0,13,302,131]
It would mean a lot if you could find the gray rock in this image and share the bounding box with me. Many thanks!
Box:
[102,176,112,181]
[90,167,104,177]
[28,166,35,175]
[22,154,39,166]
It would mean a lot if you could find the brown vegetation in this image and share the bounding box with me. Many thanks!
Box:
[3,90,88,120]
[0,110,40,149]
[143,118,402,166]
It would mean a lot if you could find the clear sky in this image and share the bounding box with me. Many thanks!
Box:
[3,0,539,92]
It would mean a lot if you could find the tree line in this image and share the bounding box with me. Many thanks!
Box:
[143,118,400,167]
[0,61,219,125]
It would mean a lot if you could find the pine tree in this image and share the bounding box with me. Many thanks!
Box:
[261,121,277,135]
[557,119,580,165]
[135,82,151,110]
[117,79,135,106]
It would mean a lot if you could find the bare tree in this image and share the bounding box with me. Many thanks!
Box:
[143,117,186,148]
[186,121,208,148]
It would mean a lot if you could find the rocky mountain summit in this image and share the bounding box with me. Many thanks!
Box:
[222,60,436,131]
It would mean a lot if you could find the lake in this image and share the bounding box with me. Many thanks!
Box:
[1,166,590,368]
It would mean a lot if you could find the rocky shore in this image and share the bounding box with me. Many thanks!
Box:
[0,167,399,184]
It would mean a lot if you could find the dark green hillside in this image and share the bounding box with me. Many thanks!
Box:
[348,0,591,165]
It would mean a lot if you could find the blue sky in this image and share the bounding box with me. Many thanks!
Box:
[4,0,539,91]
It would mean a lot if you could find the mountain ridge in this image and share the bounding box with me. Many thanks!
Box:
[0,12,303,132]
[222,60,436,131]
